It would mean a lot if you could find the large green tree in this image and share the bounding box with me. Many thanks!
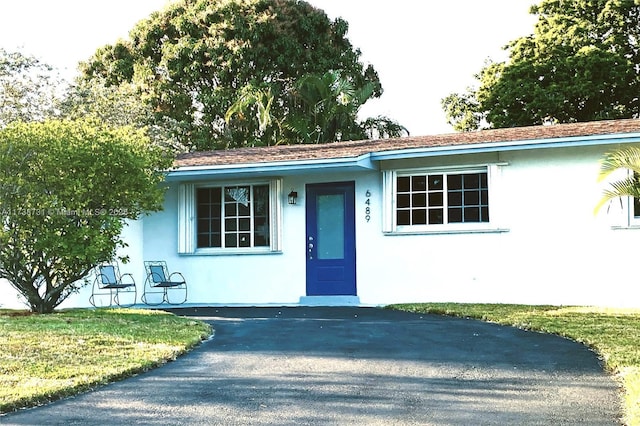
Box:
[442,0,640,131]
[0,48,64,127]
[80,0,386,150]
[0,120,172,313]
[225,70,407,145]
[60,77,187,152]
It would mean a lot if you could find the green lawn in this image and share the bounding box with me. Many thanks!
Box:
[3,304,638,424]
[0,308,211,413]
[388,303,640,426]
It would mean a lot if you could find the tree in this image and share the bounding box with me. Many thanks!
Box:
[226,70,407,145]
[442,0,640,131]
[80,0,386,150]
[0,48,65,127]
[61,77,188,152]
[596,147,640,213]
[0,120,172,313]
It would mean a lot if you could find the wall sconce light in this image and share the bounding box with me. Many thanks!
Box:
[288,190,298,205]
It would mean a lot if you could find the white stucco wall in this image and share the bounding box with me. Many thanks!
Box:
[137,144,638,308]
[357,145,637,307]
[1,142,637,310]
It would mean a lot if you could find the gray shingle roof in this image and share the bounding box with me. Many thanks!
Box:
[176,119,640,168]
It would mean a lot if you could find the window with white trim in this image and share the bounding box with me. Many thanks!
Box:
[196,184,270,248]
[396,172,489,226]
[178,179,282,254]
[384,166,499,233]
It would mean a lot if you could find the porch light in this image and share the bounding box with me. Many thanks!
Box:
[288,190,298,205]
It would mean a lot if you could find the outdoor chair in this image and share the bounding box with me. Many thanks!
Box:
[142,261,187,305]
[89,261,137,308]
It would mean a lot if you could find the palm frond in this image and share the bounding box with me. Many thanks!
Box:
[595,173,640,213]
[598,147,640,181]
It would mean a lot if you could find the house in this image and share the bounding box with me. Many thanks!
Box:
[2,119,640,309]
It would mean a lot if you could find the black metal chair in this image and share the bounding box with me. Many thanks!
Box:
[142,261,187,305]
[89,262,137,307]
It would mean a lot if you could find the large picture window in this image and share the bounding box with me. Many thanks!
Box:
[178,179,282,254]
[396,172,489,226]
[196,184,270,249]
[383,166,501,234]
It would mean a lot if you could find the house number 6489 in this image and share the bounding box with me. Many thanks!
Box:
[364,190,372,222]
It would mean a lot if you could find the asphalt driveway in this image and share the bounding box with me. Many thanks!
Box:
[1,307,620,425]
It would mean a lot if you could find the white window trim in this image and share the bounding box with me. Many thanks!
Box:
[605,169,640,230]
[610,195,640,230]
[178,178,283,255]
[383,163,509,235]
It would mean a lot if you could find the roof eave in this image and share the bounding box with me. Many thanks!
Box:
[371,132,640,161]
[166,154,377,181]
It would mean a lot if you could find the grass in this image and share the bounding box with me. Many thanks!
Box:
[388,303,640,426]
[0,308,211,414]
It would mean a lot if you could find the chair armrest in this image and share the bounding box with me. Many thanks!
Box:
[168,271,186,284]
[95,273,110,289]
[120,273,136,286]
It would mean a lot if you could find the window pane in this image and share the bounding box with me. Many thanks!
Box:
[464,173,480,189]
[225,203,237,216]
[464,207,480,222]
[225,233,237,247]
[253,185,270,246]
[254,217,269,246]
[481,206,490,222]
[412,175,427,191]
[448,174,462,190]
[428,191,443,207]
[197,204,210,218]
[196,187,222,248]
[397,210,410,225]
[428,208,443,224]
[428,175,443,190]
[448,191,462,207]
[197,234,210,247]
[397,176,410,192]
[412,193,427,207]
[464,191,480,205]
[412,209,427,225]
[317,194,344,259]
[481,189,489,205]
[239,233,251,247]
[226,186,249,204]
[225,218,237,231]
[397,194,410,208]
[196,188,211,203]
[254,185,269,215]
[448,208,463,223]
[238,203,250,216]
[239,218,250,231]
[198,219,210,233]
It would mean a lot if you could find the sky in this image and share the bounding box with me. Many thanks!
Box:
[0,0,537,136]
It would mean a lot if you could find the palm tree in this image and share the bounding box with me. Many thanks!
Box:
[288,70,372,143]
[596,147,640,213]
[225,85,284,146]
[225,70,407,146]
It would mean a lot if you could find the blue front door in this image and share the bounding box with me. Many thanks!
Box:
[305,182,356,296]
